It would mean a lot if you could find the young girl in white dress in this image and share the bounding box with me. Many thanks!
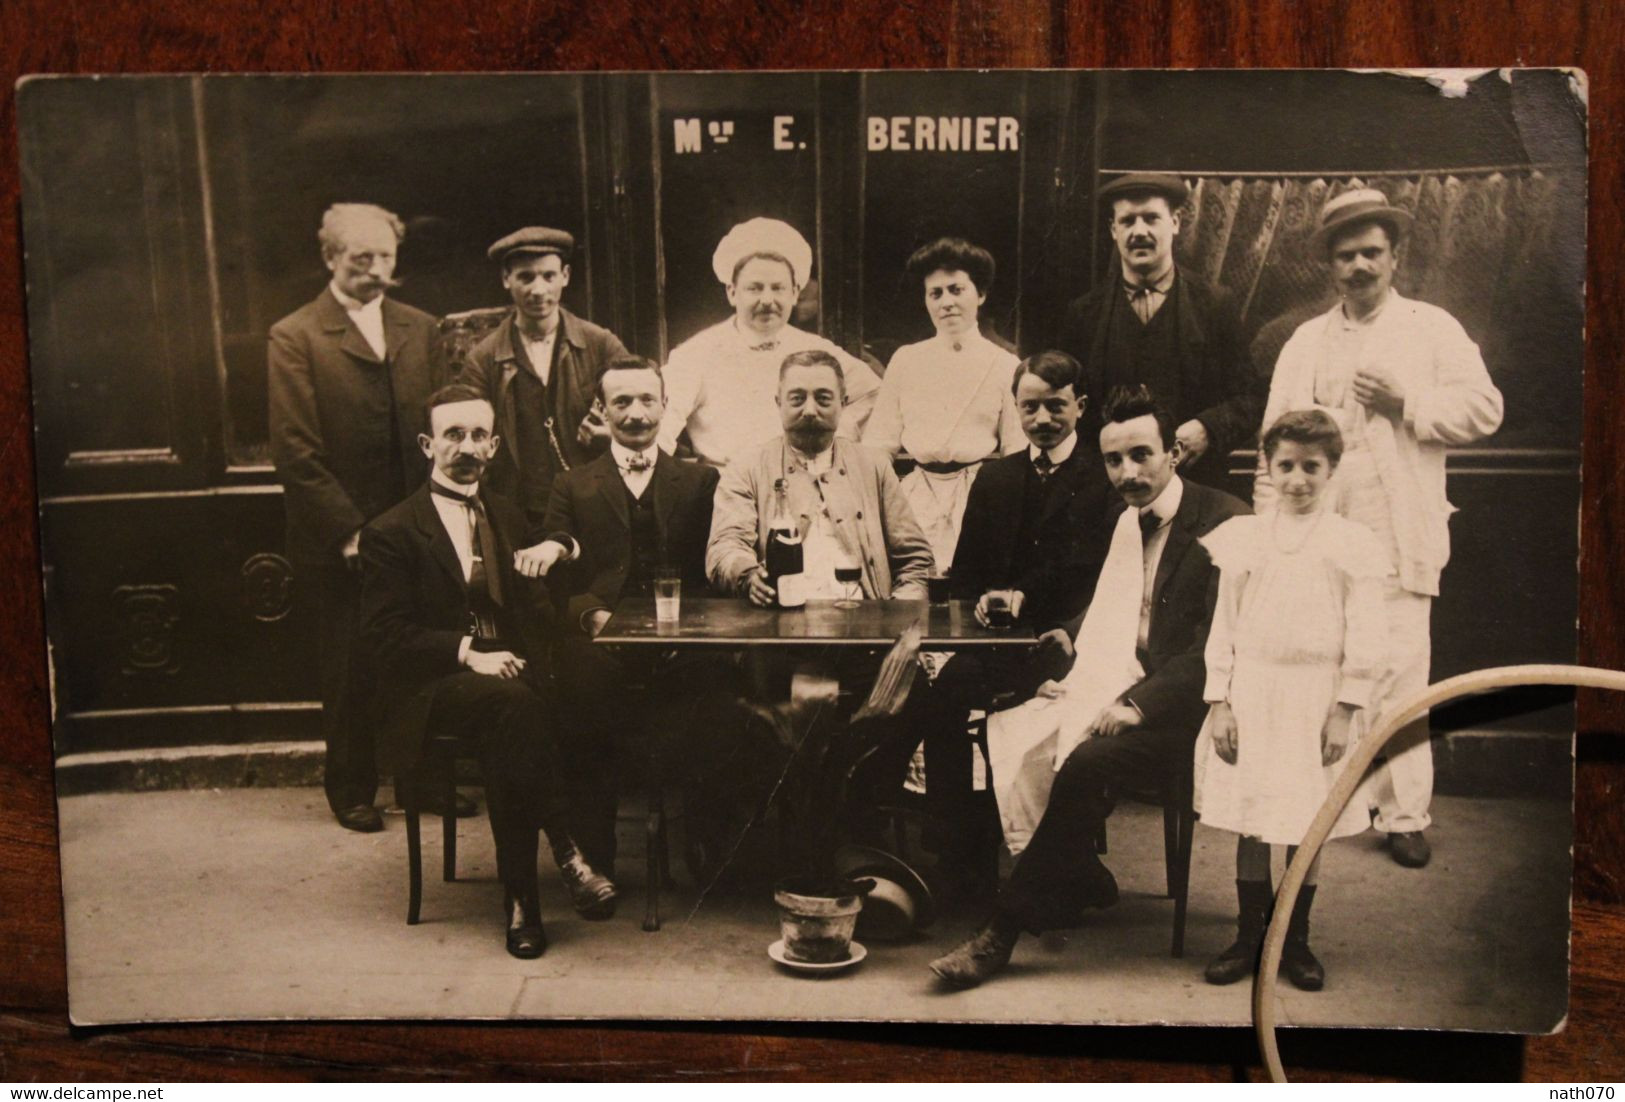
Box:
[1194,409,1390,991]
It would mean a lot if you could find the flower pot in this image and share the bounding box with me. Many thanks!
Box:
[773,876,867,964]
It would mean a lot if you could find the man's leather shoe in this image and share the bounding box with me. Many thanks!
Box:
[504,893,547,960]
[1388,830,1431,868]
[556,846,618,920]
[929,921,1018,988]
[335,804,384,833]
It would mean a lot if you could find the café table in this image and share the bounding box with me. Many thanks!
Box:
[594,596,1037,649]
[594,597,1037,929]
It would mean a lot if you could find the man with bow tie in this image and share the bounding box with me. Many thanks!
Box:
[1058,173,1264,486]
[269,203,447,833]
[359,384,617,959]
[930,384,1248,988]
[518,356,728,881]
[657,218,881,468]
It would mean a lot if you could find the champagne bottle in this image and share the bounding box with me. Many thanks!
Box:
[765,478,806,609]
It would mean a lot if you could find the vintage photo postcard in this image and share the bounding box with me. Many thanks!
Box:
[18,69,1583,1031]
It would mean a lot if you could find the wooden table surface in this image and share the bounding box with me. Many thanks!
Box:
[2,0,1622,1083]
[596,597,1038,648]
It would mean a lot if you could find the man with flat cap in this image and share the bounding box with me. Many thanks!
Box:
[1257,187,1503,869]
[459,227,631,555]
[658,217,881,467]
[269,202,447,833]
[1059,173,1264,485]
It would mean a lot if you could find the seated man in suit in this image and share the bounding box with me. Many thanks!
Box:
[359,384,616,959]
[929,384,1249,987]
[913,350,1115,895]
[517,356,730,882]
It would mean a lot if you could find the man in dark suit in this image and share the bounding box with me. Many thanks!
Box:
[913,350,1114,894]
[459,226,631,545]
[1058,172,1265,486]
[930,384,1249,987]
[516,356,726,878]
[269,203,447,832]
[359,384,616,959]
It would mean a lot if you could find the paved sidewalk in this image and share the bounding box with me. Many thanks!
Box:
[57,787,1570,1031]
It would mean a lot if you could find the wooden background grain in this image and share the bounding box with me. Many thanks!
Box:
[1,0,1621,1082]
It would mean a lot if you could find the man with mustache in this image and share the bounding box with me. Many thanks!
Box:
[269,203,446,833]
[705,349,933,868]
[658,218,881,468]
[707,350,931,606]
[1058,173,1265,486]
[930,385,1247,988]
[460,226,631,552]
[1256,189,1503,869]
[521,356,730,883]
[360,384,617,955]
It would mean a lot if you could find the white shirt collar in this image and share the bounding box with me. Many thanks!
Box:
[1121,262,1177,294]
[610,440,659,469]
[789,439,836,474]
[732,317,790,351]
[329,281,383,315]
[1339,287,1394,328]
[1027,430,1079,467]
[430,468,479,499]
[1141,473,1184,525]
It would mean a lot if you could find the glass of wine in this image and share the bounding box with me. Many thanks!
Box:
[833,549,863,609]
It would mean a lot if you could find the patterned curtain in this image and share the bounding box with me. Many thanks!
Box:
[1155,169,1584,447]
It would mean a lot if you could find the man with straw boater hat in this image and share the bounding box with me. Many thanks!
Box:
[1254,186,1504,869]
[1058,172,1264,486]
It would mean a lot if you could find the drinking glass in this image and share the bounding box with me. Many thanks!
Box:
[832,550,863,609]
[654,568,682,624]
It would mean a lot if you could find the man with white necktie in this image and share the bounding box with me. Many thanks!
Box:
[269,203,447,833]
[359,385,617,958]
[658,218,881,468]
[930,385,1247,988]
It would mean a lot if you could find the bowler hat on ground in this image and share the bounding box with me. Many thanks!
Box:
[1311,188,1414,256]
[1098,172,1190,209]
[487,226,575,265]
[833,843,936,937]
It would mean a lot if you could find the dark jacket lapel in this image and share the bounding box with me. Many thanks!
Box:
[1151,479,1202,606]
[411,485,467,593]
[594,452,631,531]
[318,288,384,366]
[650,451,682,553]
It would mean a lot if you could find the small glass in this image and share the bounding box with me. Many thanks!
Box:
[926,572,952,605]
[984,591,1014,629]
[832,549,863,610]
[654,568,682,624]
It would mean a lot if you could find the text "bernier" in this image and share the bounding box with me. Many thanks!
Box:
[867,116,1020,152]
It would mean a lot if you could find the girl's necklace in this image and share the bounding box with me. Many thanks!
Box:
[1272,507,1325,555]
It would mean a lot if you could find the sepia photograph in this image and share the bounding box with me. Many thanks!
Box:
[17,68,1584,1032]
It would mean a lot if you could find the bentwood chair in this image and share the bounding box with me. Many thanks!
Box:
[402,732,481,925]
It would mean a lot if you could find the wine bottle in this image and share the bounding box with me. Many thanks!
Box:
[765,477,806,608]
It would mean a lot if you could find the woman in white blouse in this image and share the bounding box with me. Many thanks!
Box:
[865,237,1023,568]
